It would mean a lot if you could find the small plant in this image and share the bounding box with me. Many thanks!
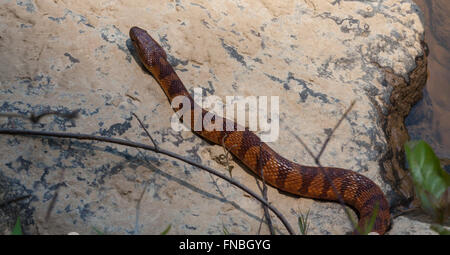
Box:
[356,203,379,235]
[92,226,104,235]
[11,216,23,235]
[223,225,230,235]
[297,210,310,235]
[160,224,171,235]
[430,224,450,235]
[404,140,450,234]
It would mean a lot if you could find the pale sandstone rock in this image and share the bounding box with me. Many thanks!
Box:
[0,0,428,234]
[390,215,437,235]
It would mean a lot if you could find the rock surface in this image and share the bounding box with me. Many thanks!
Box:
[0,0,429,234]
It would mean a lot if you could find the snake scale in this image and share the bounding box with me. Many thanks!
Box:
[129,26,390,234]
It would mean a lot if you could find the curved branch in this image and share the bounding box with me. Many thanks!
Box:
[0,128,295,235]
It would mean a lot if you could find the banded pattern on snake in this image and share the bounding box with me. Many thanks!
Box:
[129,26,390,234]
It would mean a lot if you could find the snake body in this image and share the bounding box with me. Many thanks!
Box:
[129,26,390,234]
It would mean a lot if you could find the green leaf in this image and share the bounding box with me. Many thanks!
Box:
[297,210,310,235]
[405,140,450,220]
[363,202,379,235]
[92,227,104,235]
[430,224,450,235]
[160,224,171,235]
[223,225,230,235]
[12,216,23,235]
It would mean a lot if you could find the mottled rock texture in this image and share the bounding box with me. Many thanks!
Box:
[0,0,429,234]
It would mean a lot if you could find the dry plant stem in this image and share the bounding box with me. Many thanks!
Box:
[315,101,356,165]
[221,134,238,178]
[134,182,149,235]
[0,128,295,235]
[392,206,419,218]
[218,125,273,233]
[288,100,359,233]
[45,166,65,221]
[0,110,79,124]
[257,142,275,235]
[0,195,31,208]
[132,112,159,152]
[290,130,356,227]
[45,192,58,221]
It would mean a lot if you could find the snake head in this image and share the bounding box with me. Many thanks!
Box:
[129,26,168,65]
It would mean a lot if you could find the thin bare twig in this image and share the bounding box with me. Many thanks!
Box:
[136,112,277,235]
[1,110,76,221]
[288,100,359,233]
[219,129,274,233]
[134,181,149,235]
[0,110,79,124]
[256,142,275,235]
[221,133,238,177]
[289,131,352,212]
[0,195,31,208]
[392,206,419,218]
[45,192,58,221]
[314,101,355,165]
[45,167,65,222]
[132,112,159,152]
[0,128,295,235]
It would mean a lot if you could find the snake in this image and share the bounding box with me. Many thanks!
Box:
[129,26,390,234]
